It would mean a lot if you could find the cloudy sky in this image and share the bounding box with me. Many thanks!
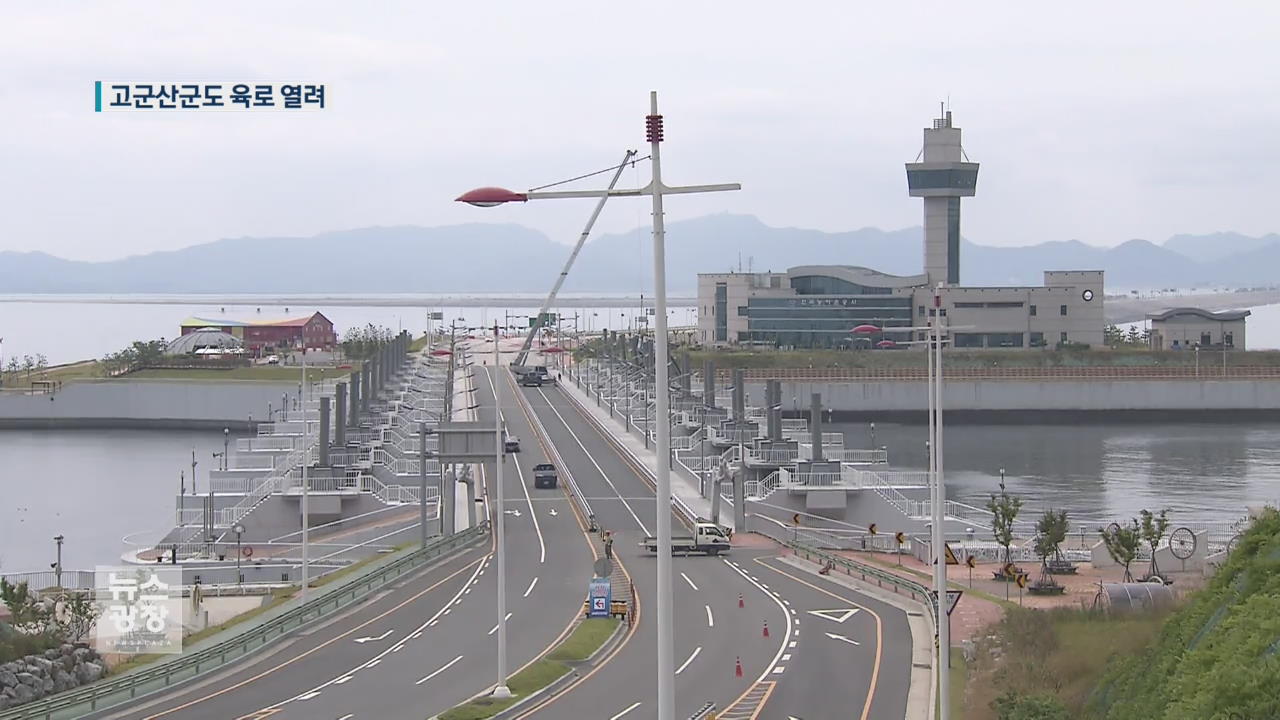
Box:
[2,1,1278,261]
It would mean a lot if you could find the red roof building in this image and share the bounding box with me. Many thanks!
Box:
[179,312,336,354]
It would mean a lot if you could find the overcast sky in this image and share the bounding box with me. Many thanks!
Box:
[2,1,1278,261]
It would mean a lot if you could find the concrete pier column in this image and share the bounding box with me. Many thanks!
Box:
[361,364,372,412]
[318,396,331,466]
[349,372,362,426]
[419,422,429,547]
[703,359,716,408]
[441,467,456,536]
[732,368,745,422]
[372,353,381,393]
[465,470,478,528]
[680,352,691,394]
[764,380,777,441]
[733,465,746,530]
[810,392,824,462]
[710,466,722,525]
[335,382,347,447]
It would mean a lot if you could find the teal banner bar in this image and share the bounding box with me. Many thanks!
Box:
[94,81,102,112]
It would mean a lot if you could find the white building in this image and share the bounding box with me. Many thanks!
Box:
[696,109,1105,350]
[1147,308,1249,350]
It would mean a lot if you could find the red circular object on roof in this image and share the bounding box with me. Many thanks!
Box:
[876,339,897,348]
[542,346,565,354]
[456,187,528,207]
[850,324,881,334]
[430,349,453,356]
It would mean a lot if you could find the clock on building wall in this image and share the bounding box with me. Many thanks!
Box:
[1082,289,1094,302]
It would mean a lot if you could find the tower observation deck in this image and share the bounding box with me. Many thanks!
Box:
[905,109,979,285]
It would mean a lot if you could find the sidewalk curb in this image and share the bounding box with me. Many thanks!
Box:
[777,554,937,720]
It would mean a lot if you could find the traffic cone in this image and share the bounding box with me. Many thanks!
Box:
[738,593,744,608]
[735,657,743,677]
[762,621,770,638]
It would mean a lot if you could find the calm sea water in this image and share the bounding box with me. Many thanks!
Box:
[0,295,697,366]
[834,421,1280,529]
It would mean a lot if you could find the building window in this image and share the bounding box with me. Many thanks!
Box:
[1029,305,1037,316]
[1030,332,1045,347]
[714,284,727,342]
[1060,332,1068,343]
[1225,332,1234,347]
[1200,332,1211,347]
[1059,305,1068,316]
[954,333,984,348]
[918,306,926,317]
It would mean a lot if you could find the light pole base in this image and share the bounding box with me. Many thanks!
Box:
[492,685,513,699]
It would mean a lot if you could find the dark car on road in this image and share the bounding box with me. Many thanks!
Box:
[533,463,557,488]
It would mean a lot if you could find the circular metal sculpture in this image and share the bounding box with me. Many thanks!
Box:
[1082,289,1095,302]
[1226,533,1243,555]
[1105,522,1121,536]
[1169,527,1196,560]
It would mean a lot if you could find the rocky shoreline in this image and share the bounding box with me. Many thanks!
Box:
[0,643,105,710]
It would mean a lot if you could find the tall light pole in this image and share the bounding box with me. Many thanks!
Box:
[223,427,230,470]
[929,283,950,720]
[301,344,310,601]
[53,535,64,589]
[457,93,738,720]
[491,323,511,698]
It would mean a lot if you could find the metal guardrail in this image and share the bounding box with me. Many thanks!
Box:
[715,366,1280,381]
[752,519,937,618]
[0,525,488,720]
[516,376,597,532]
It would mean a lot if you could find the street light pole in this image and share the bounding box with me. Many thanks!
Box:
[53,535,64,589]
[930,283,950,720]
[492,322,511,699]
[301,346,310,601]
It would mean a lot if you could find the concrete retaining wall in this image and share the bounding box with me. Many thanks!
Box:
[0,380,295,429]
[747,379,1280,422]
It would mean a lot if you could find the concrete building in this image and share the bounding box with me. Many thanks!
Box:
[179,312,336,355]
[696,109,1105,350]
[1147,308,1249,350]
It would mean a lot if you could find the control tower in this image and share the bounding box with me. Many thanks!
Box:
[905,108,979,285]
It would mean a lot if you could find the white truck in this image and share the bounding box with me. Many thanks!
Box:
[640,521,732,556]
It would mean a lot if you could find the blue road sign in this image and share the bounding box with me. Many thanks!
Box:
[588,577,612,618]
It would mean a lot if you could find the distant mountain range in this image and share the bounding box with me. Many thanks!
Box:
[2,215,1277,294]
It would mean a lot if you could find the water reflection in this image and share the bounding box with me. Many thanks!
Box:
[835,421,1280,526]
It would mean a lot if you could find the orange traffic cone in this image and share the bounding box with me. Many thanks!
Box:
[738,593,744,608]
[762,621,770,638]
[735,656,743,677]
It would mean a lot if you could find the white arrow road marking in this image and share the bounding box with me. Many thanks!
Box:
[524,576,539,598]
[808,608,860,623]
[415,655,464,685]
[680,572,699,591]
[610,701,642,719]
[353,629,394,643]
[825,632,861,646]
[488,612,513,635]
[675,646,702,674]
[503,509,522,517]
[296,691,320,700]
[549,508,558,516]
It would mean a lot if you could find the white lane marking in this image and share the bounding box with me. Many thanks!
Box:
[808,608,860,623]
[511,456,547,564]
[680,572,699,591]
[267,553,489,710]
[297,691,320,700]
[675,645,702,675]
[610,701,642,719]
[825,632,861,646]
[721,558,792,684]
[411,631,423,639]
[535,387,651,535]
[781,654,791,661]
[338,715,354,720]
[524,576,539,598]
[772,666,786,674]
[416,654,465,685]
[334,676,352,685]
[353,629,394,644]
[789,641,797,648]
[705,604,714,628]
[488,612,513,635]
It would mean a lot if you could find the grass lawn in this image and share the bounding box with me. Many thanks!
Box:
[547,618,618,662]
[439,618,621,719]
[0,360,103,389]
[948,647,967,719]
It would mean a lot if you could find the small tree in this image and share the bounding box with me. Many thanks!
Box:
[54,591,101,643]
[0,578,53,635]
[1100,519,1142,582]
[22,354,35,383]
[1139,508,1171,579]
[1033,509,1070,585]
[986,478,1024,571]
[1125,326,1142,345]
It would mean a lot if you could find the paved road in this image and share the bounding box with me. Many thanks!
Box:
[511,377,917,720]
[91,362,594,720]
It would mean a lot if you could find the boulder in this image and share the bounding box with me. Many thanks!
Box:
[60,643,75,657]
[11,682,34,704]
[0,668,17,688]
[72,647,91,663]
[0,694,8,710]
[15,672,38,688]
[52,668,74,693]
[40,675,52,694]
[28,656,53,674]
[76,661,103,685]
[59,654,75,672]
[43,648,61,661]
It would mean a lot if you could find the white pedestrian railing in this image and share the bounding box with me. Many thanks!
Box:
[745,470,781,500]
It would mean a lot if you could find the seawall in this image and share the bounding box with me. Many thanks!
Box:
[0,380,295,430]
[749,379,1280,423]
